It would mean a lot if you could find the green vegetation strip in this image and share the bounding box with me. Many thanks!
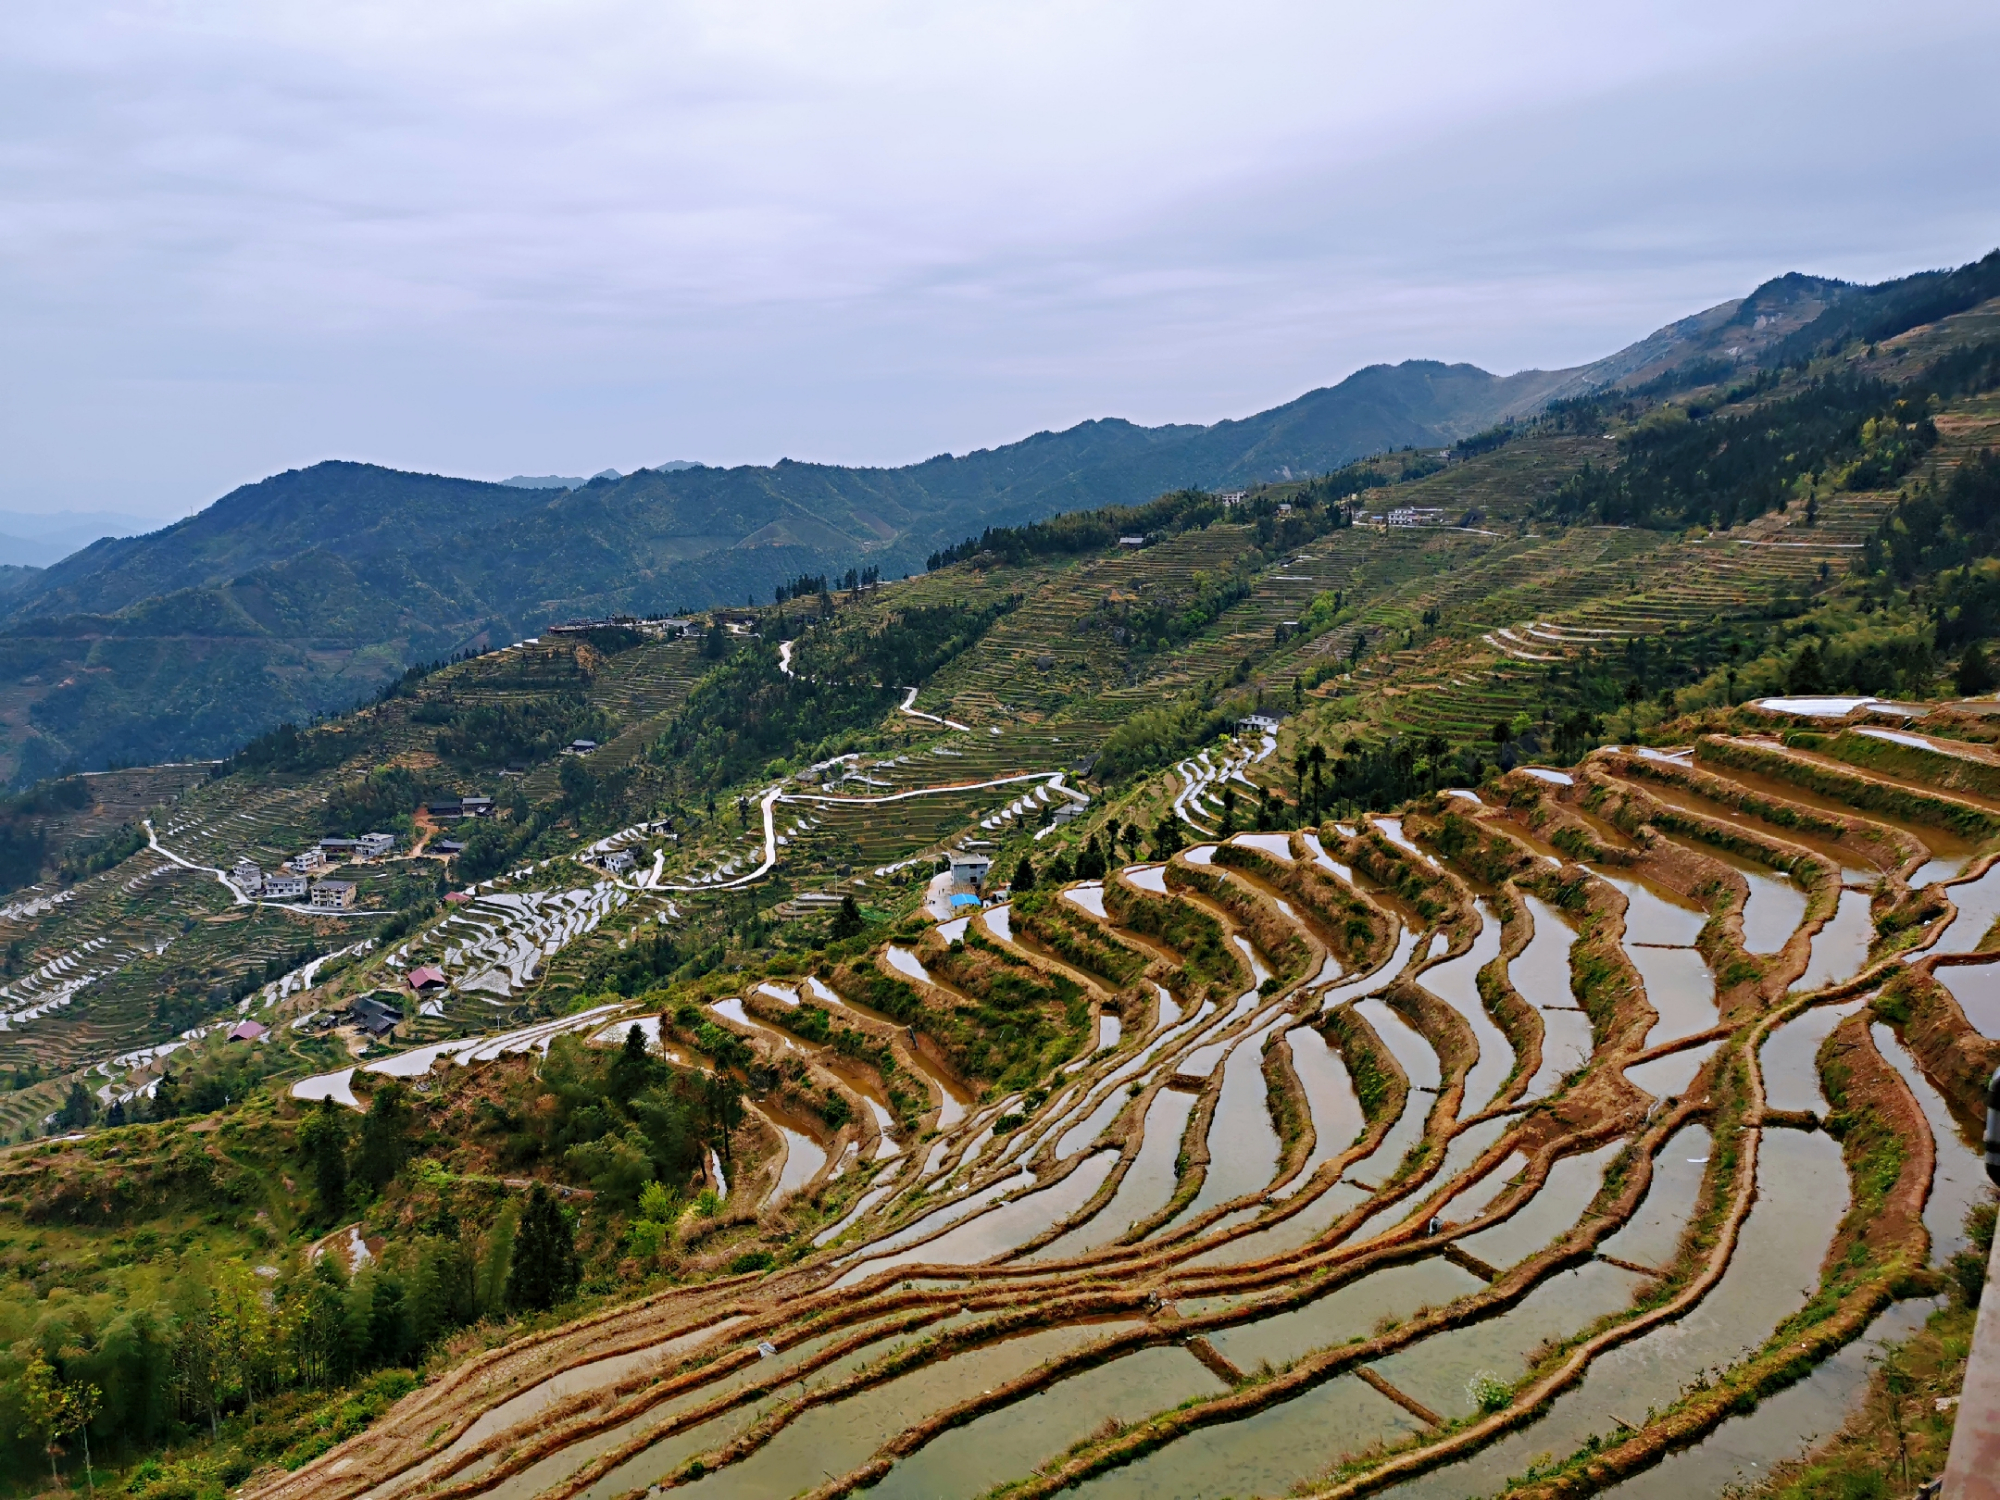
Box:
[1698,735,2000,842]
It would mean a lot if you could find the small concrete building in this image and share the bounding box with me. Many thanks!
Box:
[262,873,308,900]
[287,848,326,873]
[230,859,262,893]
[310,879,357,910]
[948,851,992,892]
[357,832,395,858]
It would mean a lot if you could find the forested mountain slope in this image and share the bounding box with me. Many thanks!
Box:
[0,255,1976,782]
[0,250,1997,1497]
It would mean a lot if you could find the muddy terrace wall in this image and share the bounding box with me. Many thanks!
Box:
[240,738,2000,1500]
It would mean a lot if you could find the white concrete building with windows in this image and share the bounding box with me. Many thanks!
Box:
[948,851,992,892]
[311,880,357,910]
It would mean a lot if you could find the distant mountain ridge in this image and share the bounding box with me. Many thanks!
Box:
[3,355,1591,631]
[503,462,696,489]
[0,508,161,569]
[4,357,1568,630]
[2,251,1987,779]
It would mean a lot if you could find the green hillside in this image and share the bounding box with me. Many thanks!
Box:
[0,251,1993,1498]
[0,271,1874,784]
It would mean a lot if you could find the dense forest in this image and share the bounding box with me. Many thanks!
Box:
[1540,374,1930,530]
[0,1028,736,1493]
[1765,247,2000,364]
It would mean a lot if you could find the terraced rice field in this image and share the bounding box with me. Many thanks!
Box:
[401,883,634,1000]
[1318,490,1904,749]
[249,713,1999,1500]
[660,725,1097,891]
[0,633,713,1116]
[521,636,708,797]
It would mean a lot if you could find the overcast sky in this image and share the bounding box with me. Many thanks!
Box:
[3,1,1998,519]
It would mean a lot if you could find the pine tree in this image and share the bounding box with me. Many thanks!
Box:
[354,1079,412,1195]
[1957,643,1995,695]
[608,1023,655,1104]
[409,1233,477,1350]
[829,894,864,941]
[1011,856,1036,892]
[289,1258,351,1387]
[504,1185,580,1312]
[168,1298,225,1439]
[297,1098,350,1221]
[702,1073,745,1161]
[474,1203,519,1317]
[363,1272,410,1366]
[55,1081,93,1132]
[1074,838,1106,880]
[1786,641,1826,694]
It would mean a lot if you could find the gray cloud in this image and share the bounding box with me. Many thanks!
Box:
[0,0,1995,516]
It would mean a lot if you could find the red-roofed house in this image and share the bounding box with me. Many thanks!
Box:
[405,965,449,992]
[227,1019,268,1042]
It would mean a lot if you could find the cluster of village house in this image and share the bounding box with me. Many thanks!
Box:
[230,831,395,909]
[224,792,517,910]
[423,794,496,845]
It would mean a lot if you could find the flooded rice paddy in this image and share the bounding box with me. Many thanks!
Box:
[344,751,2000,1500]
[1384,1128,1852,1500]
[1593,870,1718,1046]
[1929,859,2000,957]
[1513,896,1593,1094]
[1793,887,1875,991]
[1870,1021,1989,1264]
[1935,961,2000,1038]
[1414,897,1512,1115]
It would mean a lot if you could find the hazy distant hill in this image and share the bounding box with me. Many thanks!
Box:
[7,251,1981,780]
[0,358,1579,638]
[0,508,159,568]
[503,462,696,489]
